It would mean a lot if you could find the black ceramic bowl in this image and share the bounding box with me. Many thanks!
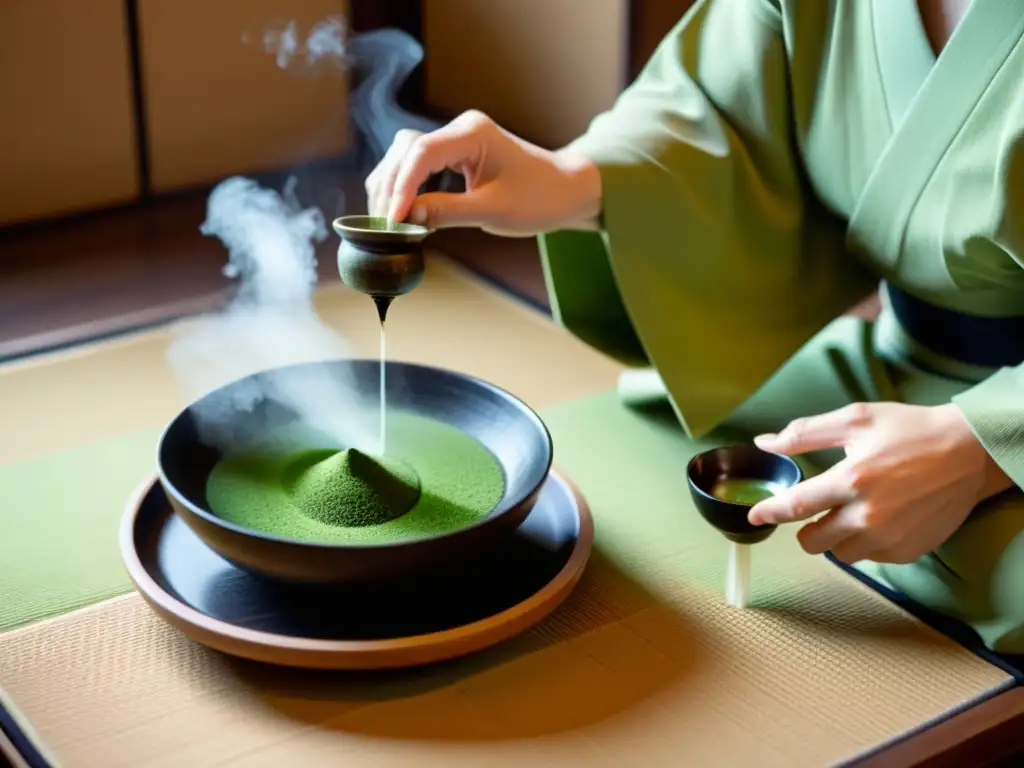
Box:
[156,360,552,585]
[686,444,803,545]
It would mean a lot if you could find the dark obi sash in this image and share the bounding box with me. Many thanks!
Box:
[885,282,1024,369]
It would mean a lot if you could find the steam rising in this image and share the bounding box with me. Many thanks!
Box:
[166,177,374,451]
[259,15,347,68]
[257,16,445,166]
[167,17,441,451]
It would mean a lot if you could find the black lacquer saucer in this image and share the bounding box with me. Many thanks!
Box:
[120,470,593,670]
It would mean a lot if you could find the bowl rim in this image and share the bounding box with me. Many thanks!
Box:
[332,215,433,240]
[155,358,554,550]
[685,443,803,511]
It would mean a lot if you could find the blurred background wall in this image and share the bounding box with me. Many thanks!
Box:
[0,0,701,357]
[0,0,696,228]
[0,0,355,227]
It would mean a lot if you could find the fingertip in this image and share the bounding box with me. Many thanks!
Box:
[407,203,428,226]
[386,197,409,224]
[386,175,421,223]
[755,436,799,456]
[796,523,826,555]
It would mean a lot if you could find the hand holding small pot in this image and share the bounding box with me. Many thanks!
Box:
[365,110,602,237]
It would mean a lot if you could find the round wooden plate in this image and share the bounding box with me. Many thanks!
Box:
[119,469,593,670]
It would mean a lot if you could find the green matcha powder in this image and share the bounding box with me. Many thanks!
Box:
[288,448,421,527]
[206,411,505,544]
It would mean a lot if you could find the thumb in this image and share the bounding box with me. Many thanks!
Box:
[754,404,870,455]
[406,190,495,229]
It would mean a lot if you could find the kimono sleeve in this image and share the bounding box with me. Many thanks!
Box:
[537,0,876,438]
[953,364,1024,489]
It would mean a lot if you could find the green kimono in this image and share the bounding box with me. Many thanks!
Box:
[539,0,1024,654]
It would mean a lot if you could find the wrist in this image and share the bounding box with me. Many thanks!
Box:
[978,451,1015,501]
[552,150,602,231]
[939,403,1015,502]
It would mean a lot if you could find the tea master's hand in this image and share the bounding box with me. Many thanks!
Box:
[365,110,602,236]
[746,402,1014,564]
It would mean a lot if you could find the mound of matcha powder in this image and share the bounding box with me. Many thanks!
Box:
[205,411,506,544]
[288,448,420,527]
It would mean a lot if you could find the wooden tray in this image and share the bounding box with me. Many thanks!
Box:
[119,470,593,670]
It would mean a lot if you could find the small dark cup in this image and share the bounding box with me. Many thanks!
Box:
[686,444,803,544]
[332,215,432,299]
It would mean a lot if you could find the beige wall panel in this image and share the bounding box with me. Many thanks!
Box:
[423,0,628,149]
[138,0,351,193]
[0,1,140,226]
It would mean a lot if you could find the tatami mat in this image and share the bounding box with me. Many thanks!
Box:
[0,255,1013,767]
